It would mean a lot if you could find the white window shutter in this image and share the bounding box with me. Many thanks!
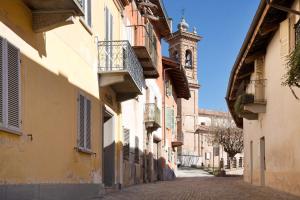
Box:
[7,42,20,131]
[280,18,290,59]
[86,99,91,150]
[0,38,3,126]
[78,94,85,148]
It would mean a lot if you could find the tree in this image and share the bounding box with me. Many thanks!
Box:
[209,113,243,159]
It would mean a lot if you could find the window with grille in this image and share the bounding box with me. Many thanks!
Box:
[123,128,130,160]
[0,37,21,133]
[78,94,91,150]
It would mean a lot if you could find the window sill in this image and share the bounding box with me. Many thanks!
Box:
[0,127,22,136]
[75,147,96,155]
[79,17,93,36]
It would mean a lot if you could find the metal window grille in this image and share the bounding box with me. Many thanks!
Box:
[123,128,130,160]
[0,37,21,132]
[78,94,91,150]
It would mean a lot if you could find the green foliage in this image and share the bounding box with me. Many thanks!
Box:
[282,42,300,99]
[233,93,254,117]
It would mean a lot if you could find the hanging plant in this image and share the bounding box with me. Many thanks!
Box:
[282,41,300,100]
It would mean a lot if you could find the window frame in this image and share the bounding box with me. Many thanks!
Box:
[185,50,193,69]
[0,37,21,135]
[77,92,92,152]
[82,0,92,27]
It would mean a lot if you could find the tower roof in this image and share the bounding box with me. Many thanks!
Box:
[177,17,189,31]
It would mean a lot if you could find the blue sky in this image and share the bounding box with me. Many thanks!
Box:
[162,0,260,111]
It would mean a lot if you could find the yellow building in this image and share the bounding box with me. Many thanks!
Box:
[0,0,144,198]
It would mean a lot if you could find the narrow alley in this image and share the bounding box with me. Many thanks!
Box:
[102,168,300,200]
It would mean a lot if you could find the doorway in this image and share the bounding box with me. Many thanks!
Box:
[260,137,265,186]
[103,108,115,187]
[250,141,253,184]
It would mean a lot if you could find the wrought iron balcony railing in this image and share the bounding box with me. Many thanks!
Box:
[144,103,161,131]
[172,132,184,148]
[98,40,144,94]
[131,25,159,78]
[246,79,267,103]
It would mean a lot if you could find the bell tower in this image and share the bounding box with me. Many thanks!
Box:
[166,17,202,160]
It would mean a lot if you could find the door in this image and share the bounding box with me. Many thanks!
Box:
[153,141,158,181]
[250,141,253,184]
[260,137,265,186]
[103,109,115,187]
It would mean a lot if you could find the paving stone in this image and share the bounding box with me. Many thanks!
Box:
[102,169,300,200]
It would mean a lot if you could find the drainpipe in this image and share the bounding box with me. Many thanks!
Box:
[266,0,300,15]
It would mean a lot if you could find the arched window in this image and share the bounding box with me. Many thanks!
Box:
[172,50,179,61]
[185,50,192,68]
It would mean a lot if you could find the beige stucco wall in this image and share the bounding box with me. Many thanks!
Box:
[243,4,300,195]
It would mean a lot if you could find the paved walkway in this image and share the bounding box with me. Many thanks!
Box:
[101,168,300,200]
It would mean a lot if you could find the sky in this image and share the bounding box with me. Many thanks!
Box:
[162,0,261,111]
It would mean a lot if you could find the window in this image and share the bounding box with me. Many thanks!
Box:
[185,50,192,68]
[173,50,179,61]
[0,37,21,133]
[82,0,92,27]
[123,128,130,160]
[165,80,172,97]
[165,107,174,130]
[105,6,113,70]
[78,94,91,151]
[205,152,210,160]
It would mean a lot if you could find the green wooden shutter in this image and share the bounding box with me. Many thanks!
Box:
[86,99,91,150]
[7,42,20,131]
[78,94,85,148]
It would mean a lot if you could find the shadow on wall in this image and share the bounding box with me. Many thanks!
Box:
[122,147,176,187]
[0,54,103,200]
[0,2,47,57]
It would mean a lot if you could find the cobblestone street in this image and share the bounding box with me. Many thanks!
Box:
[102,168,300,200]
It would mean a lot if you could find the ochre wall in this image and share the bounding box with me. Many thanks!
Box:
[0,0,123,185]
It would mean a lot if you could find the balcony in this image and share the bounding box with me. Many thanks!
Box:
[172,133,184,148]
[98,41,144,102]
[243,79,267,114]
[131,25,158,78]
[23,0,84,32]
[144,103,161,132]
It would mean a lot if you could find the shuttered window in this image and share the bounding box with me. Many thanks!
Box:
[78,94,91,150]
[82,0,92,27]
[0,37,21,133]
[165,107,175,130]
[123,128,130,160]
